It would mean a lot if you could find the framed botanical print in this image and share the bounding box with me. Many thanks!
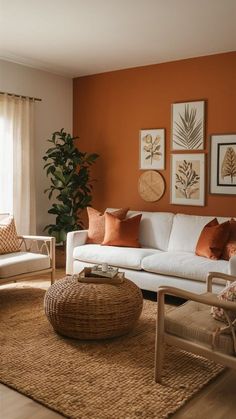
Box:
[210,134,236,195]
[171,153,205,206]
[139,129,165,170]
[171,100,205,150]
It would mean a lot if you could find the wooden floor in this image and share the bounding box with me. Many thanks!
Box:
[1,270,236,419]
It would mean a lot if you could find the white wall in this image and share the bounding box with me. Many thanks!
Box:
[0,59,72,234]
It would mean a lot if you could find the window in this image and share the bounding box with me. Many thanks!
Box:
[0,94,36,234]
[0,112,13,213]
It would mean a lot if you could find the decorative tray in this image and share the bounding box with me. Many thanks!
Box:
[76,267,124,284]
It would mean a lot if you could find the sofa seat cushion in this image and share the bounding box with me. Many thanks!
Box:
[0,252,51,279]
[141,252,228,283]
[165,295,234,355]
[73,244,160,270]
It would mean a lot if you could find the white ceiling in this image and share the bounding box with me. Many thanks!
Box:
[0,0,235,78]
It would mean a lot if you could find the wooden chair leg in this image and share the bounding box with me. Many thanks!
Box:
[50,269,55,285]
[50,237,56,285]
[154,291,165,383]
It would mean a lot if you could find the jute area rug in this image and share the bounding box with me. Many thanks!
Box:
[0,282,224,419]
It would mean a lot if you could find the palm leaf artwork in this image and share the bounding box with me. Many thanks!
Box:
[143,134,162,165]
[221,146,236,183]
[175,160,200,199]
[173,104,203,150]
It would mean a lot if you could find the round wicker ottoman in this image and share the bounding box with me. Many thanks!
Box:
[44,275,143,340]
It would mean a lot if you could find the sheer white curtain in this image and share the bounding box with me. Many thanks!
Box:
[0,94,36,234]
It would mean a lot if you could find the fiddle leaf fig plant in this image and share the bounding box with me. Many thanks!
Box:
[43,128,98,243]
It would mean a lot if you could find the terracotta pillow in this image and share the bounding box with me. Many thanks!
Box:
[222,219,236,261]
[86,207,129,244]
[102,212,142,247]
[195,218,231,260]
[0,216,20,254]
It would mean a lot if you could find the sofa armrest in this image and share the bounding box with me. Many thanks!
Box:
[229,255,236,276]
[66,230,88,275]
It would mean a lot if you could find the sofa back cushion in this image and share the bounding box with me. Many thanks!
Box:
[120,210,174,250]
[168,213,231,253]
[106,209,174,250]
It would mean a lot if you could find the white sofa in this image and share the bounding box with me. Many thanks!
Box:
[66,210,236,294]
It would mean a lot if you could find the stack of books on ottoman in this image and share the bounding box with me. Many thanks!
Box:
[77,264,124,284]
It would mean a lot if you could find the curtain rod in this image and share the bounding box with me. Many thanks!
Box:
[0,91,42,102]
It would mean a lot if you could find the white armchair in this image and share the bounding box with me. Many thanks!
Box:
[0,234,55,285]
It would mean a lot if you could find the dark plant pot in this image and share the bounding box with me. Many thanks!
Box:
[56,244,66,269]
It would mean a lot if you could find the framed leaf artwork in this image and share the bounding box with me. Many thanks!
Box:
[171,100,205,150]
[210,134,236,195]
[139,129,165,170]
[171,153,205,206]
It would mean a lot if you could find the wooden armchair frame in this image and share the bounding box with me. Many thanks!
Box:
[154,272,236,383]
[0,235,55,285]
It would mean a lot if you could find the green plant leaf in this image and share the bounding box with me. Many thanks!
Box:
[42,129,99,242]
[54,170,66,184]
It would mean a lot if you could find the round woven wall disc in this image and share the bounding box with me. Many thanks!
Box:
[138,170,165,202]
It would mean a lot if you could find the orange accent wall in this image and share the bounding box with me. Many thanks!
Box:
[73,52,236,217]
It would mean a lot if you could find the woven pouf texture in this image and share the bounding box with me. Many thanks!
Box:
[44,275,143,339]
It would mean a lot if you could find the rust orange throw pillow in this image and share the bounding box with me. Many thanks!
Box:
[102,213,142,247]
[195,218,231,260]
[222,218,236,260]
[86,207,129,244]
